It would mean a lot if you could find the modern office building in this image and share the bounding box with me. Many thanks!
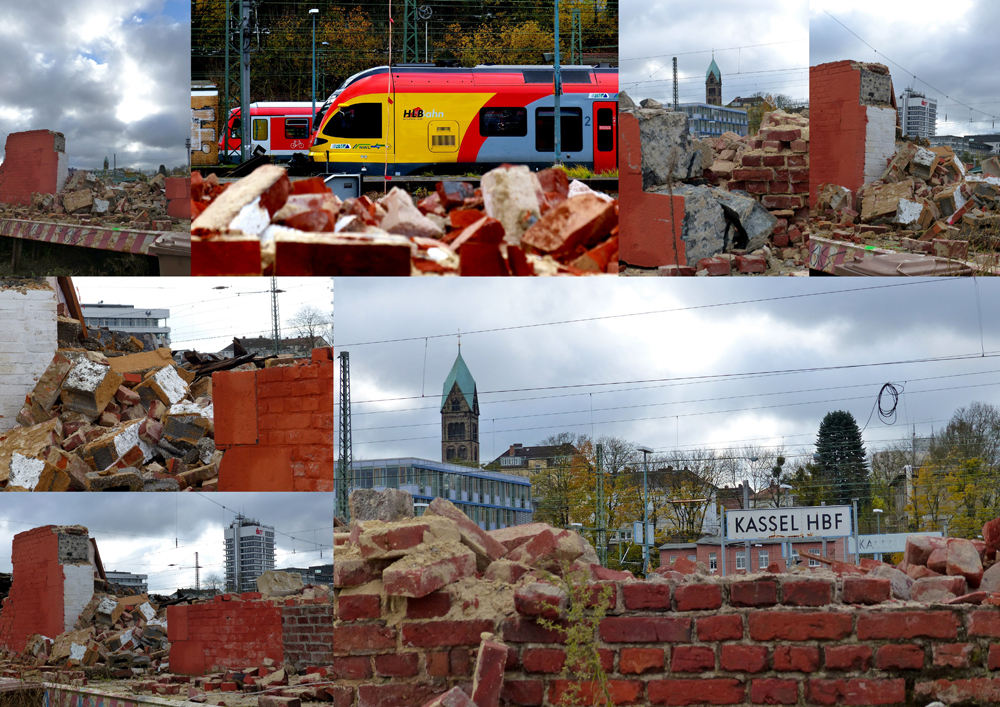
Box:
[81,303,171,349]
[333,457,533,530]
[224,516,275,593]
[929,135,995,159]
[105,571,149,593]
[280,564,333,585]
[677,103,749,138]
[899,88,937,139]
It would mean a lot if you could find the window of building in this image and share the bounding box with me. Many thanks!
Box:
[735,550,746,570]
[669,555,676,564]
[325,103,382,139]
[687,555,696,562]
[386,466,398,488]
[451,398,461,411]
[480,107,527,137]
[708,552,717,571]
[458,447,468,460]
[447,422,465,440]
[758,549,769,569]
[535,107,583,153]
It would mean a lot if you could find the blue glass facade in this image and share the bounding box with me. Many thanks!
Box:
[334,457,533,530]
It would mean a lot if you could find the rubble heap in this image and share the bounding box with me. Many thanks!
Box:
[0,170,184,232]
[191,165,619,276]
[619,91,809,276]
[811,148,1000,273]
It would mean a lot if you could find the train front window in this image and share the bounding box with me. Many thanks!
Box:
[230,118,241,141]
[285,118,310,139]
[480,107,527,137]
[326,103,382,139]
[252,118,268,141]
[535,107,583,152]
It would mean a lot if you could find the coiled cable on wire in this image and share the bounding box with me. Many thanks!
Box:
[861,382,903,432]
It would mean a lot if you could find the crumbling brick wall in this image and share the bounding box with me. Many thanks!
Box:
[213,347,334,492]
[167,596,332,675]
[0,130,69,206]
[282,604,335,670]
[0,525,93,653]
[0,280,57,433]
[809,61,898,207]
[331,574,1000,706]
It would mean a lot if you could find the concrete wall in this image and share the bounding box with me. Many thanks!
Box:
[0,130,68,206]
[213,347,334,492]
[0,281,58,433]
[332,574,1000,707]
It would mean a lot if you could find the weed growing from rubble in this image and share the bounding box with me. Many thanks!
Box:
[536,563,616,707]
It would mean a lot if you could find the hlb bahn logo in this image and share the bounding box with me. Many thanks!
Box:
[403,107,444,119]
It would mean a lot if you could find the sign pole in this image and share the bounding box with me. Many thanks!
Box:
[720,507,727,577]
[852,498,860,565]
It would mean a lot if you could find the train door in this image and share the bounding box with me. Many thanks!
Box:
[593,101,617,174]
[250,116,271,155]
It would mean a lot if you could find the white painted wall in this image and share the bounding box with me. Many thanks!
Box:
[0,283,58,433]
[863,105,898,186]
[62,563,95,632]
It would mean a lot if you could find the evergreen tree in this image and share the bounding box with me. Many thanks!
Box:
[815,410,868,507]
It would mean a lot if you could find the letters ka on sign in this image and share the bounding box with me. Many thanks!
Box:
[726,505,853,541]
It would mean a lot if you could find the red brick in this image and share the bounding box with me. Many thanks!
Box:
[336,594,380,622]
[331,655,371,680]
[671,645,715,672]
[332,624,395,652]
[876,644,924,670]
[969,611,1000,637]
[619,647,664,674]
[807,678,905,706]
[623,582,671,610]
[721,644,768,673]
[990,644,1000,670]
[842,577,890,605]
[729,580,777,607]
[695,258,731,277]
[674,584,722,611]
[857,611,958,640]
[648,679,745,705]
[521,648,565,674]
[933,643,974,668]
[599,616,690,643]
[374,653,418,677]
[914,678,1000,704]
[734,255,767,274]
[501,680,544,706]
[748,611,852,641]
[426,652,449,677]
[514,583,566,619]
[782,581,832,606]
[697,615,743,641]
[401,619,494,647]
[357,684,444,707]
[751,679,798,705]
[499,617,567,644]
[406,592,451,620]
[471,639,507,707]
[549,680,642,706]
[824,645,872,671]
[762,155,786,167]
[450,647,472,676]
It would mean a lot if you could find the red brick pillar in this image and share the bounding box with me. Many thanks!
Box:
[0,130,68,206]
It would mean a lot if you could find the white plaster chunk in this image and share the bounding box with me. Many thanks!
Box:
[912,148,936,169]
[9,453,45,490]
[228,196,272,238]
[63,359,110,394]
[138,602,156,621]
[894,199,924,226]
[69,643,86,661]
[154,367,188,405]
[112,423,155,463]
[97,596,118,616]
[168,402,213,419]
[62,563,95,632]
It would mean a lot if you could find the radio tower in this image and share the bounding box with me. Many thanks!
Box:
[195,552,200,590]
[336,351,352,521]
[270,277,281,355]
[673,57,679,110]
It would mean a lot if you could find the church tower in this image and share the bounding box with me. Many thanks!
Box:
[706,55,722,106]
[441,345,479,463]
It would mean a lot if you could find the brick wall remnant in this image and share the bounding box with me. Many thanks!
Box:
[0,131,68,206]
[0,279,58,434]
[213,347,334,492]
[333,496,1000,707]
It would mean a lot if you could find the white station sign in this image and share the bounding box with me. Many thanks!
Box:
[848,531,943,555]
[726,505,853,541]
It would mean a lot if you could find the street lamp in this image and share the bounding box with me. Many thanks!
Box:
[778,483,793,508]
[637,445,653,576]
[309,9,319,121]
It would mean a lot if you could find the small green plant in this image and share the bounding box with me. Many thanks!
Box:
[549,164,619,180]
[536,564,616,707]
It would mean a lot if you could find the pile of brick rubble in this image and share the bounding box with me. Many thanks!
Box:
[191,165,619,276]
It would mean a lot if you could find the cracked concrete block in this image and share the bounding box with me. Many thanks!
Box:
[134,366,189,407]
[378,187,445,238]
[6,453,71,492]
[84,469,144,492]
[80,420,155,471]
[60,360,125,417]
[481,165,542,245]
[16,353,73,426]
[710,188,778,253]
[632,108,702,188]
[63,190,94,214]
[350,488,415,522]
[256,570,304,597]
[649,183,727,264]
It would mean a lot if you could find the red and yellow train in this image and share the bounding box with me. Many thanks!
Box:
[308,64,618,176]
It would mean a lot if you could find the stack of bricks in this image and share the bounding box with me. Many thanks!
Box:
[332,571,1000,707]
[721,111,811,260]
[212,347,334,492]
[0,130,68,207]
[167,593,333,675]
[0,279,57,434]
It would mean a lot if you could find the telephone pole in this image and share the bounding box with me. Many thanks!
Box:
[336,351,352,521]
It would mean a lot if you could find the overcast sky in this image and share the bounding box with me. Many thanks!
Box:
[0,493,332,595]
[619,0,808,107]
[74,277,335,354]
[335,278,1000,474]
[811,0,1000,138]
[0,0,189,171]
